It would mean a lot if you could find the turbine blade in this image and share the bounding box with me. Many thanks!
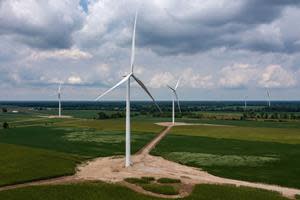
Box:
[132,74,162,113]
[130,11,138,73]
[174,90,181,113]
[174,77,181,90]
[95,73,131,101]
[267,88,270,98]
[167,85,175,92]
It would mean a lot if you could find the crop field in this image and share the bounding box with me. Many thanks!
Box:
[0,182,289,200]
[55,117,163,133]
[0,125,158,157]
[0,143,81,186]
[152,124,300,188]
[170,125,300,144]
[1,104,300,199]
[182,118,300,129]
[0,112,162,186]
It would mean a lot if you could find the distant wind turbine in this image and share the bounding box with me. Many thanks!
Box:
[58,83,62,117]
[266,88,271,107]
[167,78,181,125]
[94,11,162,167]
[244,95,248,110]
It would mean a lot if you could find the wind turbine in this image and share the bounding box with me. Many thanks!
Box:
[266,88,271,107]
[167,78,181,125]
[94,12,161,167]
[58,83,62,117]
[244,95,248,110]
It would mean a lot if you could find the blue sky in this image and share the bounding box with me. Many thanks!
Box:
[79,0,88,12]
[0,0,300,101]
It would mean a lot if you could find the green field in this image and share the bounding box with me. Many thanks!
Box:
[181,118,300,129]
[1,108,300,198]
[55,118,163,133]
[0,125,158,157]
[152,125,300,188]
[0,115,162,186]
[0,182,289,200]
[171,125,300,144]
[0,143,81,186]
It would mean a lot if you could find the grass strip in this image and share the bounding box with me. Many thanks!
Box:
[157,178,181,184]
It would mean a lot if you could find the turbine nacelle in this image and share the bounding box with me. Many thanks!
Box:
[167,78,181,113]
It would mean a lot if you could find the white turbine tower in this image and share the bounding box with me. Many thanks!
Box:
[167,78,181,125]
[94,12,161,167]
[244,95,248,110]
[266,88,271,107]
[58,83,62,117]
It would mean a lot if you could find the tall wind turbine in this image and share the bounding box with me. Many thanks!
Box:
[167,78,181,125]
[244,95,248,110]
[95,12,161,167]
[266,88,271,107]
[58,83,62,117]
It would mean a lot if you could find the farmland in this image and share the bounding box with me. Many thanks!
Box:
[152,123,300,188]
[0,182,289,200]
[0,101,300,199]
[0,110,162,186]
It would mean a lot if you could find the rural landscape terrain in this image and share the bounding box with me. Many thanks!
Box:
[0,101,300,200]
[1,1,300,199]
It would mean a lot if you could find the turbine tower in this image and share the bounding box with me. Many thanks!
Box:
[58,83,62,117]
[167,78,181,125]
[266,88,271,107]
[244,95,248,110]
[95,11,161,167]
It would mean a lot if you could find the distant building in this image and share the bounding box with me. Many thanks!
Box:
[12,110,19,113]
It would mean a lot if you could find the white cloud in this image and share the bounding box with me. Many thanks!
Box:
[0,0,300,100]
[67,75,83,84]
[149,72,175,88]
[28,48,92,60]
[181,68,214,89]
[219,64,257,88]
[258,65,297,88]
[148,68,213,89]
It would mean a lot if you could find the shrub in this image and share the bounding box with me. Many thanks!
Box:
[3,122,9,129]
[124,177,150,184]
[157,178,181,184]
[142,184,179,195]
[141,177,155,182]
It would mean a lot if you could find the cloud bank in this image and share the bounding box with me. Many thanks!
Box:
[0,0,300,100]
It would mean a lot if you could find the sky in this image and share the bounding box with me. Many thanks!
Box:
[0,0,300,101]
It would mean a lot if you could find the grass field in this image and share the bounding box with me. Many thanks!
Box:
[55,118,163,133]
[0,115,162,186]
[0,182,289,200]
[125,177,180,195]
[1,108,299,198]
[182,118,300,129]
[0,143,81,186]
[0,124,158,157]
[171,125,300,144]
[142,184,179,195]
[152,128,300,188]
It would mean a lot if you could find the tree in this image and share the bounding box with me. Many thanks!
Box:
[2,108,7,113]
[97,112,109,119]
[3,122,9,129]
